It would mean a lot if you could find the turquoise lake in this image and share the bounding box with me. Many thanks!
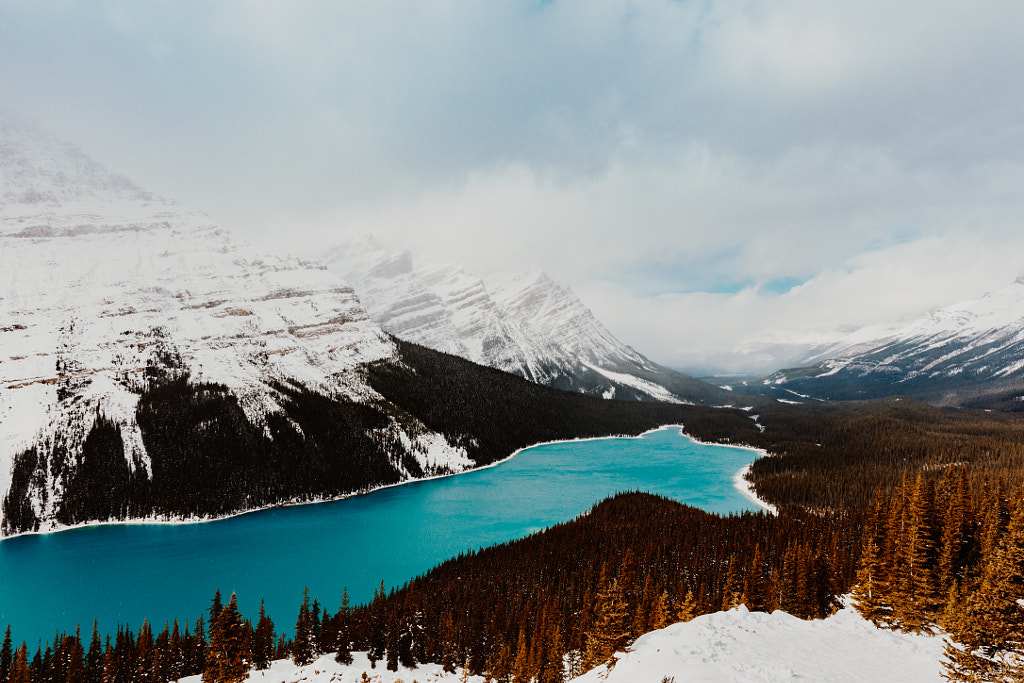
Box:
[0,426,762,646]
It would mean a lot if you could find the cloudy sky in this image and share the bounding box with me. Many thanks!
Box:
[3,1,1024,374]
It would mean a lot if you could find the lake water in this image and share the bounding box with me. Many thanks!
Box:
[0,426,762,646]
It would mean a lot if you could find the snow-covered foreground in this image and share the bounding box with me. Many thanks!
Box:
[577,604,947,683]
[215,603,947,683]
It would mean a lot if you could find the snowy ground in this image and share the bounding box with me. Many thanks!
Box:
[575,603,947,683]
[217,602,947,683]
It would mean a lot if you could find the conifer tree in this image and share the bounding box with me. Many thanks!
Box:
[582,577,628,670]
[136,620,154,683]
[209,590,223,630]
[892,474,938,630]
[205,593,248,683]
[852,532,886,623]
[333,589,353,666]
[744,544,769,612]
[85,621,103,683]
[721,555,743,611]
[66,628,86,683]
[539,614,564,683]
[9,644,30,683]
[153,624,170,683]
[510,628,531,682]
[1,625,11,683]
[673,589,699,624]
[252,601,275,671]
[944,490,1024,681]
[937,468,973,595]
[292,588,316,666]
[650,590,671,631]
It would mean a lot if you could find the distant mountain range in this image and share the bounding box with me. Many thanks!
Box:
[323,238,733,405]
[755,277,1024,409]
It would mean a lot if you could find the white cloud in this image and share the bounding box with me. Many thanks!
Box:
[4,1,1024,374]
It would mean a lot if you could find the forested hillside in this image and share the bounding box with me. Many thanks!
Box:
[3,340,738,535]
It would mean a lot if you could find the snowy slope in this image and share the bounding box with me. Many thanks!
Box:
[576,604,945,683]
[0,119,470,534]
[762,276,1024,406]
[207,604,946,683]
[322,238,734,405]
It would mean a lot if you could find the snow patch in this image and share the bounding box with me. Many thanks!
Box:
[581,362,682,403]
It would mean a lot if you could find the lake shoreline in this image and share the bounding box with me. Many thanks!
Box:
[1,424,771,541]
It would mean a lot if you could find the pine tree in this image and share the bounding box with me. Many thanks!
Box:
[333,589,353,666]
[937,468,972,596]
[892,474,938,631]
[944,489,1024,681]
[205,593,248,683]
[292,588,316,666]
[85,621,103,683]
[136,621,154,683]
[1,625,12,683]
[510,628,530,683]
[152,624,169,683]
[9,644,30,683]
[744,544,769,613]
[252,601,275,671]
[650,590,671,631]
[852,532,887,623]
[582,577,629,670]
[538,613,564,683]
[67,628,86,683]
[721,555,743,611]
[209,590,223,630]
[673,589,699,624]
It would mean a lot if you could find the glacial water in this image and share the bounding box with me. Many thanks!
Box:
[0,427,762,646]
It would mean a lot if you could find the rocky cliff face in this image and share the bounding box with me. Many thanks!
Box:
[323,239,735,405]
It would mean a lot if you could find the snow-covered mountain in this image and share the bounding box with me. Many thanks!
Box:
[0,120,472,535]
[323,238,733,405]
[760,277,1024,407]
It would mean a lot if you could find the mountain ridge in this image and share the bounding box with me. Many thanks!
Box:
[757,276,1024,407]
[322,238,736,405]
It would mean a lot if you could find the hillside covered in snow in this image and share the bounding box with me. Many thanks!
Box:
[0,119,478,534]
[323,238,733,405]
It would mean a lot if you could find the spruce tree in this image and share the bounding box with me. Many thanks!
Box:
[66,629,85,683]
[892,474,938,631]
[85,621,103,683]
[9,644,30,683]
[852,533,887,623]
[510,628,530,682]
[651,590,671,631]
[674,589,699,623]
[333,589,353,665]
[944,490,1024,681]
[252,601,275,671]
[582,577,629,670]
[1,625,12,683]
[205,593,248,683]
[292,588,315,666]
[539,613,565,683]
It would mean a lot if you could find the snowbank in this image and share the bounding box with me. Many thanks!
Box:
[574,603,947,683]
